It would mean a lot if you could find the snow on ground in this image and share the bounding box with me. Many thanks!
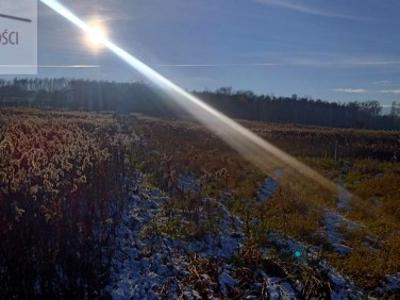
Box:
[268,232,320,261]
[218,269,238,297]
[322,184,360,255]
[106,183,186,299]
[322,184,381,255]
[263,276,297,300]
[337,184,351,211]
[257,169,282,202]
[268,232,366,299]
[374,273,400,297]
[178,173,200,193]
[106,172,246,299]
[257,177,278,202]
[106,171,382,299]
[323,211,353,255]
[106,172,305,299]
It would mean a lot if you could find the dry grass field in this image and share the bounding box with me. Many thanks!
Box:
[1,108,399,299]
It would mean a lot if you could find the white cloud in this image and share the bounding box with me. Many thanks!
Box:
[254,0,370,21]
[333,88,368,94]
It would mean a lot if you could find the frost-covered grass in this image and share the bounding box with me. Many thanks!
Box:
[107,169,370,299]
[131,116,400,296]
[2,109,399,298]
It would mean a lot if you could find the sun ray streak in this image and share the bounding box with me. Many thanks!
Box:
[40,0,337,193]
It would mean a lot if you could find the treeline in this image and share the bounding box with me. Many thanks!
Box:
[1,78,400,130]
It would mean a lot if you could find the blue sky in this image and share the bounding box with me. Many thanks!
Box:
[13,0,400,106]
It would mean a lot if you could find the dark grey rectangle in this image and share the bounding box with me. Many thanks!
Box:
[0,13,32,23]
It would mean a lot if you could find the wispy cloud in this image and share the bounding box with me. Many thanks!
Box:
[159,63,280,68]
[255,0,370,21]
[333,87,400,94]
[350,60,400,66]
[296,58,400,67]
[159,57,400,69]
[39,65,100,68]
[372,80,394,86]
[333,88,368,94]
[379,89,400,94]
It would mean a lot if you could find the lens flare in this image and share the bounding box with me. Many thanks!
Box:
[40,0,337,193]
[84,20,108,51]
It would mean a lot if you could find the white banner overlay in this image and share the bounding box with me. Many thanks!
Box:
[0,0,37,74]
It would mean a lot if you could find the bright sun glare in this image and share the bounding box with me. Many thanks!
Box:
[84,21,107,51]
[41,0,337,194]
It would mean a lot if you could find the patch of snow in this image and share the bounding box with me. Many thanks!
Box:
[178,173,200,193]
[267,232,365,299]
[170,233,243,260]
[318,260,365,300]
[106,173,244,299]
[257,170,282,202]
[106,179,188,299]
[323,211,352,255]
[263,276,297,300]
[374,273,400,297]
[218,270,237,297]
[321,184,378,255]
[268,232,320,261]
[257,177,278,202]
[337,184,351,211]
[106,170,368,299]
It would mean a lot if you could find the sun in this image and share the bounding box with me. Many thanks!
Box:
[83,20,108,51]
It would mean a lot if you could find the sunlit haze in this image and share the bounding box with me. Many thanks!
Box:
[40,0,337,194]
